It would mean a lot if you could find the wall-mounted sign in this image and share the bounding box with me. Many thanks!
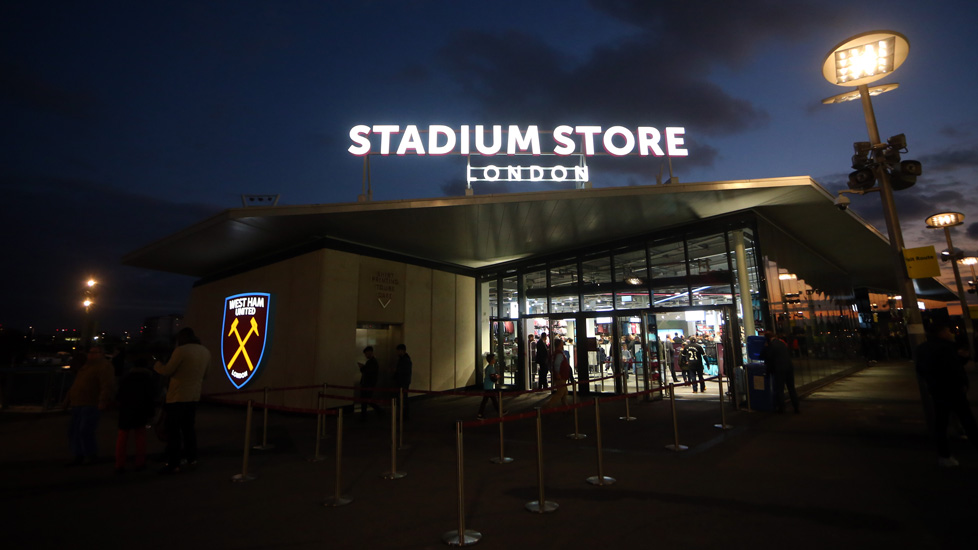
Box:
[358,260,406,324]
[221,292,271,389]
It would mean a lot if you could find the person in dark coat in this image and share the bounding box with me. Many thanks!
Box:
[916,322,978,467]
[114,356,158,473]
[358,346,384,420]
[535,333,550,390]
[761,331,800,413]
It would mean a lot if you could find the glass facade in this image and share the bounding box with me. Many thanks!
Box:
[479,212,870,396]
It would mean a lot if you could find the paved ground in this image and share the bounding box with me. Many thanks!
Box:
[2,361,976,549]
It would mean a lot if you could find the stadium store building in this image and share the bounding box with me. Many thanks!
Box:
[124,176,954,408]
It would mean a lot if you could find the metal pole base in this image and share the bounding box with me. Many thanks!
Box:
[231,473,256,482]
[567,433,588,440]
[489,456,514,464]
[252,444,275,450]
[525,500,558,513]
[586,475,616,486]
[714,423,733,430]
[664,444,688,452]
[382,471,407,479]
[619,416,637,421]
[442,529,482,546]
[323,496,353,507]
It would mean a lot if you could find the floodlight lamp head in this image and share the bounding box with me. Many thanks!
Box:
[853,141,872,155]
[887,133,907,152]
[823,31,909,87]
[847,168,876,191]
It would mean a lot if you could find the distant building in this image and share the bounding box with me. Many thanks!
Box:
[140,314,183,345]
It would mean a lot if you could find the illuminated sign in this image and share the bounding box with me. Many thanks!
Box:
[221,292,271,389]
[348,125,688,157]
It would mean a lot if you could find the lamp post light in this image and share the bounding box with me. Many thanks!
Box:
[821,30,925,349]
[81,278,99,346]
[926,212,975,358]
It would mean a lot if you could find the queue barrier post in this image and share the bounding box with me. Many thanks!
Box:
[382,398,406,479]
[664,384,688,452]
[398,388,410,450]
[232,400,257,482]
[567,378,587,440]
[252,387,275,450]
[320,383,329,438]
[442,421,481,546]
[309,394,325,462]
[714,373,733,430]
[525,408,558,513]
[586,397,615,486]
[324,408,352,507]
[490,390,513,464]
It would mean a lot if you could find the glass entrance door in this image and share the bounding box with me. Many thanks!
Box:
[583,316,614,393]
[617,315,649,395]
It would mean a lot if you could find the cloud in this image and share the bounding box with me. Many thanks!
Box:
[435,0,835,178]
[919,145,978,174]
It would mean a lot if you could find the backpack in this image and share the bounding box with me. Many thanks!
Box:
[558,354,571,380]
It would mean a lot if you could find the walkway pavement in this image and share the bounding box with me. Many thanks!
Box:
[2,361,976,549]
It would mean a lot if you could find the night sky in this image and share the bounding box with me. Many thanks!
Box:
[4,0,978,334]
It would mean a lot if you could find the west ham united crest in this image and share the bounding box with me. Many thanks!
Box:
[222,292,271,389]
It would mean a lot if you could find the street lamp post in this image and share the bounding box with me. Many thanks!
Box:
[821,30,925,350]
[81,278,98,346]
[926,212,975,359]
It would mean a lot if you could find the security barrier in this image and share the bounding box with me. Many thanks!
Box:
[198,367,743,546]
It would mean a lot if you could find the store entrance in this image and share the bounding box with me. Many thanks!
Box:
[579,314,659,397]
[651,306,734,396]
[524,316,580,390]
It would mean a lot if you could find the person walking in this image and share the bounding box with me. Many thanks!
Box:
[477,353,503,418]
[761,331,800,413]
[545,339,571,408]
[154,327,211,474]
[358,346,384,420]
[916,322,978,467]
[685,337,707,393]
[393,344,413,420]
[64,345,116,466]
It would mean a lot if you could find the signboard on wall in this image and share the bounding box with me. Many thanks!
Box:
[221,292,271,389]
[358,260,406,324]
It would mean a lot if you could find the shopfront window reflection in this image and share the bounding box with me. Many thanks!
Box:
[615,249,650,309]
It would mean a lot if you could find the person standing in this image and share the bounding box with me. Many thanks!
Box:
[154,327,211,474]
[761,331,799,413]
[65,345,116,466]
[393,344,412,421]
[358,346,384,420]
[477,353,503,419]
[114,352,158,473]
[916,322,978,467]
[535,332,550,390]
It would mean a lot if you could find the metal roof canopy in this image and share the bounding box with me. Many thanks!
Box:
[122,176,955,299]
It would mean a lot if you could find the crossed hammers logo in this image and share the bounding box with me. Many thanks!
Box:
[226,316,260,371]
